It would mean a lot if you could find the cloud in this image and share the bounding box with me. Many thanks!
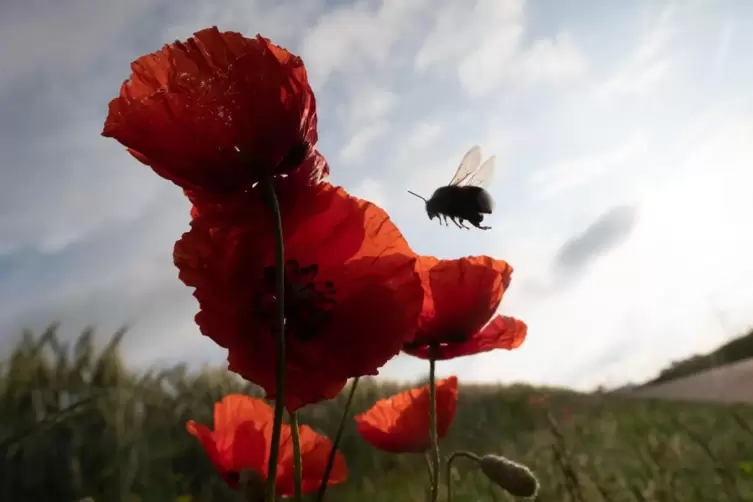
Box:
[0,0,156,91]
[0,121,166,254]
[340,86,398,124]
[415,0,586,98]
[338,121,390,163]
[514,32,586,85]
[529,133,649,199]
[415,0,525,73]
[403,120,445,151]
[162,0,324,52]
[596,3,677,101]
[0,186,205,361]
[553,205,638,278]
[349,178,388,209]
[301,0,431,89]
[334,85,398,166]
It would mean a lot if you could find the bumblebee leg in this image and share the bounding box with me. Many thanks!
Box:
[450,217,463,229]
[458,219,470,229]
[470,220,491,230]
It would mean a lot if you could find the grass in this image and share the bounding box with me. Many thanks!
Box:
[2,325,753,501]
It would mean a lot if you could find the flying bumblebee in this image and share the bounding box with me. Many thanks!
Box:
[408,145,496,230]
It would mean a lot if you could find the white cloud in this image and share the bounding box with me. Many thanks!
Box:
[416,0,586,97]
[712,20,735,77]
[301,0,431,89]
[514,32,587,85]
[465,115,753,390]
[349,178,388,208]
[456,26,525,97]
[0,117,167,254]
[338,120,390,162]
[403,120,445,151]
[529,133,649,199]
[338,85,398,124]
[163,0,324,53]
[415,0,525,72]
[0,0,155,90]
[596,3,676,101]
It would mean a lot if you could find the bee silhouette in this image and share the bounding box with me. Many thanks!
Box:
[408,145,496,230]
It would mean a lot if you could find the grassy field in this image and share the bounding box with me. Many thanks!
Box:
[2,326,753,501]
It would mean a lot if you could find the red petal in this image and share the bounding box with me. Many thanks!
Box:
[407,316,528,360]
[276,424,347,496]
[413,256,513,347]
[355,376,458,453]
[102,27,322,194]
[176,182,424,410]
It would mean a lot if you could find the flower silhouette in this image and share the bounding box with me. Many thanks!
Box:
[174,182,424,410]
[102,26,325,196]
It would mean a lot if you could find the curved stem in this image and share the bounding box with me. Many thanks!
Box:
[424,450,435,487]
[262,177,286,502]
[289,411,303,502]
[445,451,482,502]
[429,346,440,502]
[316,377,361,502]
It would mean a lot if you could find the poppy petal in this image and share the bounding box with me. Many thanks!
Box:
[413,256,513,347]
[175,182,424,410]
[434,315,527,360]
[187,395,270,487]
[405,315,527,360]
[186,421,232,483]
[103,27,323,195]
[188,395,344,493]
[275,424,347,496]
[355,376,458,453]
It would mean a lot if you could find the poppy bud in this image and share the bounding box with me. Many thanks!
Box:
[239,468,266,502]
[479,454,539,498]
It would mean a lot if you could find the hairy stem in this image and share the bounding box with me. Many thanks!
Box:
[316,377,361,502]
[262,177,286,502]
[424,450,435,487]
[429,346,440,502]
[289,411,303,502]
[445,451,482,502]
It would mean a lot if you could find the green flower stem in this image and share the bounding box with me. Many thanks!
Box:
[316,377,360,502]
[424,450,436,487]
[262,177,286,502]
[289,411,303,502]
[429,346,440,502]
[445,451,482,502]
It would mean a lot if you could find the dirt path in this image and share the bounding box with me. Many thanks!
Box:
[629,358,753,405]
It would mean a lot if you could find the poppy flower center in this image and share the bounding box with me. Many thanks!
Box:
[257,260,336,340]
[404,333,467,350]
[277,140,310,170]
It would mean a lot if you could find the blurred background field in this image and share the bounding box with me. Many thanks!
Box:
[2,325,753,502]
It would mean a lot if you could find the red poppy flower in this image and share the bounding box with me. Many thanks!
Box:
[174,181,424,410]
[355,376,458,453]
[187,394,346,495]
[102,26,325,195]
[402,256,527,360]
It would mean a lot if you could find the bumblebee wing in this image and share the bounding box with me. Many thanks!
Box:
[462,155,496,189]
[449,145,482,186]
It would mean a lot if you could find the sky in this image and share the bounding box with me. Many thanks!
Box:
[1,0,752,391]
